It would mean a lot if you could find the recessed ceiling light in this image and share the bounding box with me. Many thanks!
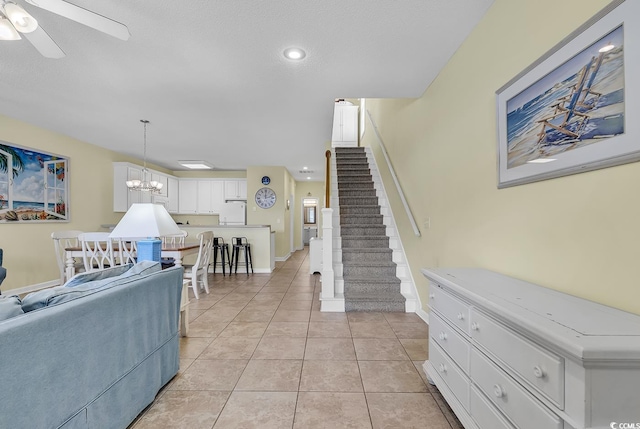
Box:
[284,47,306,60]
[303,166,308,170]
[178,160,213,169]
[306,176,311,180]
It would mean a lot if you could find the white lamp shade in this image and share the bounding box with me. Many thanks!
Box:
[0,18,21,40]
[3,2,38,33]
[109,203,182,239]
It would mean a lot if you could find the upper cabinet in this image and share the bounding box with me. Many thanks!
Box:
[224,180,247,200]
[196,180,224,214]
[178,180,198,214]
[113,163,152,212]
[166,177,179,213]
[331,102,359,147]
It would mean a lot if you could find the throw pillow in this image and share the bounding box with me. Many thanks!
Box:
[64,263,133,287]
[0,295,24,322]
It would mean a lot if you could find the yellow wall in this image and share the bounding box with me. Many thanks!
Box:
[363,0,640,315]
[0,115,134,291]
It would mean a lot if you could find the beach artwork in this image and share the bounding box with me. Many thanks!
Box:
[506,25,625,169]
[0,141,68,223]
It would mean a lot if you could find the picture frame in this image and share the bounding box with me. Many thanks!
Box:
[0,141,69,223]
[496,0,638,188]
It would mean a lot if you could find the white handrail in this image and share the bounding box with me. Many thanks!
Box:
[366,110,421,237]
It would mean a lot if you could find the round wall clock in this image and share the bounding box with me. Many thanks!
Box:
[255,187,276,209]
[261,175,271,185]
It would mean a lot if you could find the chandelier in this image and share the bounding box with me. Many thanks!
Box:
[126,119,163,193]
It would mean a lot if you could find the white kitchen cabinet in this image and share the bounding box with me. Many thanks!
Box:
[150,172,168,197]
[166,176,179,213]
[422,268,640,429]
[331,103,359,147]
[224,179,247,200]
[178,180,198,214]
[196,180,225,214]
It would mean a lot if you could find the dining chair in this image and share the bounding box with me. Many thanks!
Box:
[78,232,116,272]
[51,230,84,285]
[162,229,188,246]
[183,231,214,299]
[115,238,137,265]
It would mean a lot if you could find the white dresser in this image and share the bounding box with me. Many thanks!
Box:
[422,268,640,429]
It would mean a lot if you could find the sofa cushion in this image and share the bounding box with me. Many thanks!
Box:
[22,261,162,312]
[64,264,133,287]
[0,295,24,322]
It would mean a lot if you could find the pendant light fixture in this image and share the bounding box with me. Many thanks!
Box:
[126,119,163,193]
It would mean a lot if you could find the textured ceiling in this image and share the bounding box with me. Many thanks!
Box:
[0,0,494,181]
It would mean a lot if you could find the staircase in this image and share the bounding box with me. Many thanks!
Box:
[335,147,406,312]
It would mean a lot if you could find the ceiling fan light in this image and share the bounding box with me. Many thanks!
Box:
[4,2,38,33]
[0,17,20,40]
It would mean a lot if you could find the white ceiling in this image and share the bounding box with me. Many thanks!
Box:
[0,0,494,181]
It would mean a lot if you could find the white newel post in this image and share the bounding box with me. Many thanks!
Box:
[320,208,334,302]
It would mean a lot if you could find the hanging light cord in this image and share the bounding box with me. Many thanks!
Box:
[141,119,149,171]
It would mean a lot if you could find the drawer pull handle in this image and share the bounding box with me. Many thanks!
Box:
[439,332,448,341]
[438,363,447,373]
[471,322,480,331]
[429,293,435,299]
[493,384,504,398]
[533,366,546,378]
[457,313,464,320]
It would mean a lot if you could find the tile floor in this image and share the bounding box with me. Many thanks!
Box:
[130,247,463,429]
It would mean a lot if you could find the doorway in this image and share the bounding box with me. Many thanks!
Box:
[302,198,318,245]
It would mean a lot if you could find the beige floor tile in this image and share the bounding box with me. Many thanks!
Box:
[218,321,269,338]
[278,300,313,311]
[282,292,315,301]
[349,321,396,338]
[214,391,297,429]
[307,321,352,338]
[413,361,431,386]
[383,312,424,324]
[389,322,429,339]
[431,388,465,429]
[133,390,230,429]
[400,339,429,360]
[187,309,206,323]
[366,393,451,429]
[310,311,348,322]
[253,337,307,359]
[299,360,363,392]
[179,337,213,359]
[347,312,387,323]
[186,320,228,338]
[304,338,356,360]
[243,302,281,312]
[235,359,303,391]
[264,321,309,337]
[170,359,248,391]
[353,338,410,361]
[233,309,276,322]
[196,308,242,323]
[272,309,311,322]
[199,337,260,359]
[293,392,372,429]
[358,361,427,393]
[188,299,218,310]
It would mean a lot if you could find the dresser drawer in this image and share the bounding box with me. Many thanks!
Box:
[429,341,470,411]
[429,285,471,335]
[470,348,562,429]
[470,309,564,408]
[430,313,470,374]
[470,385,515,429]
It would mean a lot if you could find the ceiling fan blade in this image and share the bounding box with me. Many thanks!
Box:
[23,26,65,58]
[24,0,130,40]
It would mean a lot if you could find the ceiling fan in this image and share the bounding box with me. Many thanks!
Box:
[0,0,129,58]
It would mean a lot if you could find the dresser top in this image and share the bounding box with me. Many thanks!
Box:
[422,268,640,361]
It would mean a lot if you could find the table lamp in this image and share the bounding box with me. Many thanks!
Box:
[109,203,181,262]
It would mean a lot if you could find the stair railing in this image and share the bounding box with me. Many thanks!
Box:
[366,110,421,237]
[321,149,335,306]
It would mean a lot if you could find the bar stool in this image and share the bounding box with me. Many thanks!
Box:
[231,237,253,275]
[212,237,231,276]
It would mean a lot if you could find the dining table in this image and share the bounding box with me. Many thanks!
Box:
[64,241,201,337]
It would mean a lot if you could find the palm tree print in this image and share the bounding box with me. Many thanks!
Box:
[0,144,25,178]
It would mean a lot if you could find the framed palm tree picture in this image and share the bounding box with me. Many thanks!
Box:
[0,141,69,223]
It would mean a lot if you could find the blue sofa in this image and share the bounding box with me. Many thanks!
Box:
[0,263,184,429]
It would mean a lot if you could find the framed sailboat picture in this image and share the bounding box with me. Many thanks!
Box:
[0,141,69,223]
[496,0,638,188]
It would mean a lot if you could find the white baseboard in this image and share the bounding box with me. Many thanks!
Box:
[275,252,291,262]
[416,306,430,325]
[2,279,59,296]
